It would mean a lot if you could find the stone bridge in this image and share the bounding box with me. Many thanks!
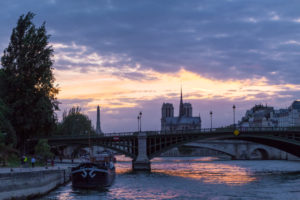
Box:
[184,140,297,160]
[29,127,300,171]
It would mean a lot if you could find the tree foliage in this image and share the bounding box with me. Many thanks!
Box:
[0,98,16,147]
[57,106,94,135]
[34,139,53,163]
[0,96,18,166]
[0,12,59,148]
[0,131,18,166]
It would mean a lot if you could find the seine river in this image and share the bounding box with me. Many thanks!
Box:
[40,156,300,200]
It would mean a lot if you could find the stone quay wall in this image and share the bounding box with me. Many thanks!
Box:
[0,167,71,200]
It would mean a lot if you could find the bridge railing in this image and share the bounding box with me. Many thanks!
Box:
[102,132,138,136]
[31,131,138,140]
[237,126,300,132]
[152,128,229,135]
[148,126,300,135]
[31,126,300,141]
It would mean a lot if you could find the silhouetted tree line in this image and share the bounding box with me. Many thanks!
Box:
[0,12,59,151]
[0,12,94,154]
[55,106,95,135]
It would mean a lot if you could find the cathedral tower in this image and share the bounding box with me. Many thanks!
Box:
[161,87,201,132]
[179,87,184,117]
[183,103,192,117]
[161,103,174,130]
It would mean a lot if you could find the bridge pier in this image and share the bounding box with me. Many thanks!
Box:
[132,132,151,171]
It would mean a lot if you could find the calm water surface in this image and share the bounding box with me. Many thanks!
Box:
[40,156,300,200]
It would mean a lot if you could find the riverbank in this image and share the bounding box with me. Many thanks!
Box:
[0,166,71,200]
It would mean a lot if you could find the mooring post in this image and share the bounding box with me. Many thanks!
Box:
[132,132,151,171]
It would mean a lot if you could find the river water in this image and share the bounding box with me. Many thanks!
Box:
[40,156,300,200]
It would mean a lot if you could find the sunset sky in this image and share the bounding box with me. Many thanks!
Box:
[1,0,300,132]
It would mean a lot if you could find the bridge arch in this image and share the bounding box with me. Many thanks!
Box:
[146,131,300,159]
[147,140,240,160]
[181,142,236,159]
[155,140,274,160]
[250,148,269,160]
[48,142,136,159]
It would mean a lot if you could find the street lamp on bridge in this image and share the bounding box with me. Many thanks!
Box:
[137,115,140,132]
[210,111,213,131]
[233,104,236,129]
[138,111,142,133]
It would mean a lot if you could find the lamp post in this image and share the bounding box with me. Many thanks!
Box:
[139,111,142,133]
[137,115,140,132]
[233,104,236,129]
[210,111,213,131]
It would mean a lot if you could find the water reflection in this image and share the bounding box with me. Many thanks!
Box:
[56,189,72,200]
[152,159,256,185]
[189,156,221,162]
[110,187,178,200]
[116,167,132,174]
[54,185,109,200]
[152,156,221,163]
[116,156,256,185]
[41,157,300,200]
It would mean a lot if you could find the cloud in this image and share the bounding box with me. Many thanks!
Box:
[52,42,158,80]
[2,0,300,84]
[2,1,300,131]
[55,69,300,132]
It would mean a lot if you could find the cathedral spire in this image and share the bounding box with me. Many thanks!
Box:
[179,86,184,117]
[96,105,103,135]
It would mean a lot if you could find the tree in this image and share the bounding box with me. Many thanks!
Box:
[58,106,95,135]
[0,99,16,147]
[0,131,18,166]
[0,97,18,166]
[35,139,53,165]
[0,98,16,147]
[0,12,59,149]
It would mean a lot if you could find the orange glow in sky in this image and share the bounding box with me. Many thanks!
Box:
[55,67,300,111]
[50,42,300,130]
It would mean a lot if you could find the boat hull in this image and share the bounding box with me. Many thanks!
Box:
[71,163,115,189]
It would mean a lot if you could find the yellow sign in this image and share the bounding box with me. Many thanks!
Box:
[233,129,240,136]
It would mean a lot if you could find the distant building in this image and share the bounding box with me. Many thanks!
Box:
[271,101,300,127]
[239,101,300,128]
[239,104,275,128]
[161,89,201,131]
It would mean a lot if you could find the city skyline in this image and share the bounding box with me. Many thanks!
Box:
[1,1,300,132]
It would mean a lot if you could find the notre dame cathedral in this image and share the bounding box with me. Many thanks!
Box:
[161,89,201,131]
